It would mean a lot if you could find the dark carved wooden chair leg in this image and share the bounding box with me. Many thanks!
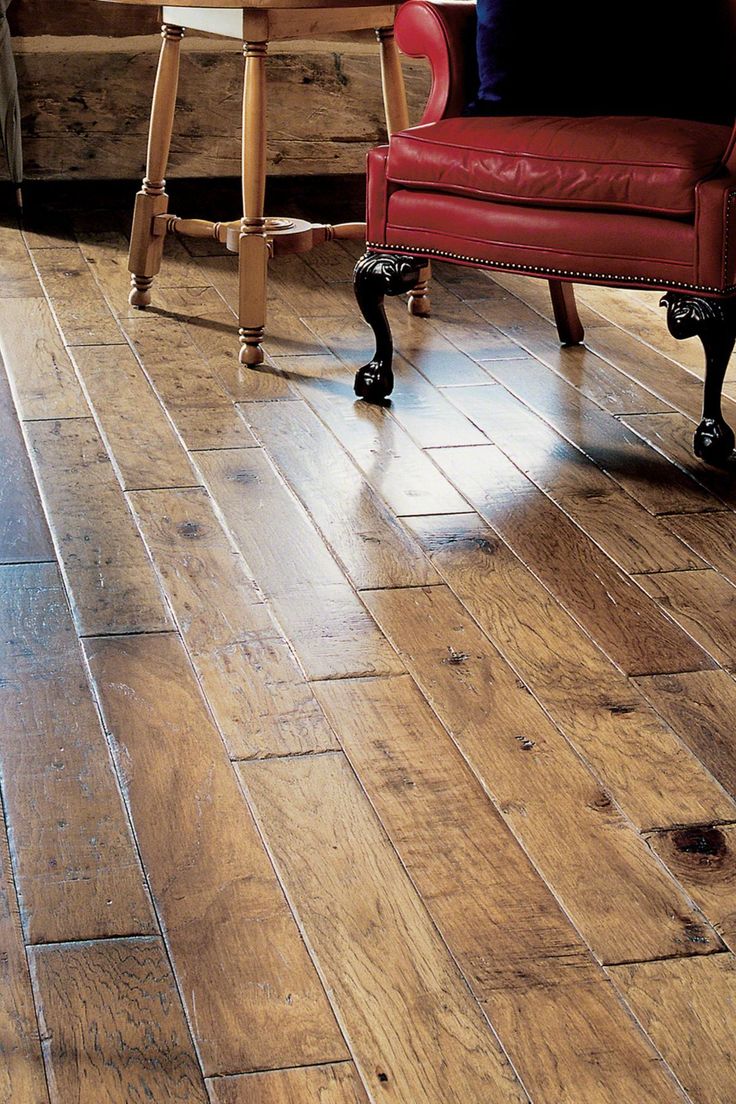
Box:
[353,252,423,402]
[661,292,736,466]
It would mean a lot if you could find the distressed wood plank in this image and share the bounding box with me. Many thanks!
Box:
[0,298,88,420]
[240,752,530,1104]
[31,246,124,346]
[207,1064,369,1104]
[399,518,734,829]
[129,486,338,759]
[634,670,736,799]
[314,673,686,1104]
[0,360,53,563]
[361,585,723,962]
[0,563,155,943]
[609,955,736,1104]
[85,632,347,1076]
[634,569,736,672]
[430,444,711,676]
[484,358,717,514]
[665,512,736,586]
[0,223,44,299]
[70,345,198,490]
[447,383,701,573]
[25,418,172,635]
[0,810,48,1104]
[195,448,403,680]
[647,825,736,950]
[243,400,439,589]
[30,938,208,1104]
[283,363,471,516]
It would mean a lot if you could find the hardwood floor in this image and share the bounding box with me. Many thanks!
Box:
[1,181,736,1103]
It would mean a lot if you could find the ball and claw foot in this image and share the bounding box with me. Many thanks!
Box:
[354,359,393,403]
[129,275,154,309]
[693,418,735,467]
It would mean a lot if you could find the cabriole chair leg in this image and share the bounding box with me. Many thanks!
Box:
[661,292,736,466]
[353,252,423,402]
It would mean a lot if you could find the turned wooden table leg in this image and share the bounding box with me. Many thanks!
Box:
[128,23,183,308]
[239,40,269,367]
[376,25,431,317]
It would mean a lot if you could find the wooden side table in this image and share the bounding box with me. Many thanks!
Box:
[99,0,430,367]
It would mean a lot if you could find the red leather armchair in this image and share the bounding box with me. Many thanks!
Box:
[353,0,736,466]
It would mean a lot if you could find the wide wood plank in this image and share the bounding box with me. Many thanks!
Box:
[634,569,736,671]
[0,298,88,420]
[122,313,258,451]
[240,752,529,1104]
[646,825,736,950]
[484,357,717,514]
[71,345,198,490]
[446,383,700,573]
[85,633,347,1076]
[283,364,471,516]
[208,1064,369,1104]
[25,418,172,635]
[0,563,155,943]
[129,486,338,759]
[622,412,736,511]
[398,519,734,829]
[666,511,736,585]
[0,360,53,563]
[430,443,711,676]
[634,670,736,799]
[361,586,723,962]
[314,674,686,1104]
[243,400,440,589]
[0,222,44,299]
[32,246,123,347]
[0,813,48,1104]
[30,938,207,1104]
[609,955,736,1104]
[195,448,403,680]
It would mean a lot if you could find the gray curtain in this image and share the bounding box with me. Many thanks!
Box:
[0,0,22,196]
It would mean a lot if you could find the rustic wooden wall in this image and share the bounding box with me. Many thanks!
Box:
[9,0,430,180]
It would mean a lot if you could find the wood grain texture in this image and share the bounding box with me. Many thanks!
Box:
[429,444,711,676]
[286,366,471,516]
[484,357,717,514]
[30,938,207,1104]
[0,223,44,299]
[360,585,722,963]
[447,383,701,573]
[399,516,732,829]
[25,418,172,635]
[314,674,686,1104]
[609,955,736,1104]
[85,633,346,1076]
[195,448,403,680]
[666,511,736,586]
[129,486,338,758]
[0,360,53,563]
[240,752,530,1104]
[0,298,88,420]
[70,345,198,491]
[634,670,736,799]
[0,563,155,943]
[634,569,736,671]
[242,400,439,589]
[207,1064,369,1104]
[31,247,123,347]
[647,825,736,950]
[0,812,48,1104]
[122,313,259,451]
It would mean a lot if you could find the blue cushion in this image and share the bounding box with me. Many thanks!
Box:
[470,0,735,124]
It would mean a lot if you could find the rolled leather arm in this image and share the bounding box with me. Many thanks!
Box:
[395,0,477,124]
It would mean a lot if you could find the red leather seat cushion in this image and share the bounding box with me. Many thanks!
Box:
[386,116,732,218]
